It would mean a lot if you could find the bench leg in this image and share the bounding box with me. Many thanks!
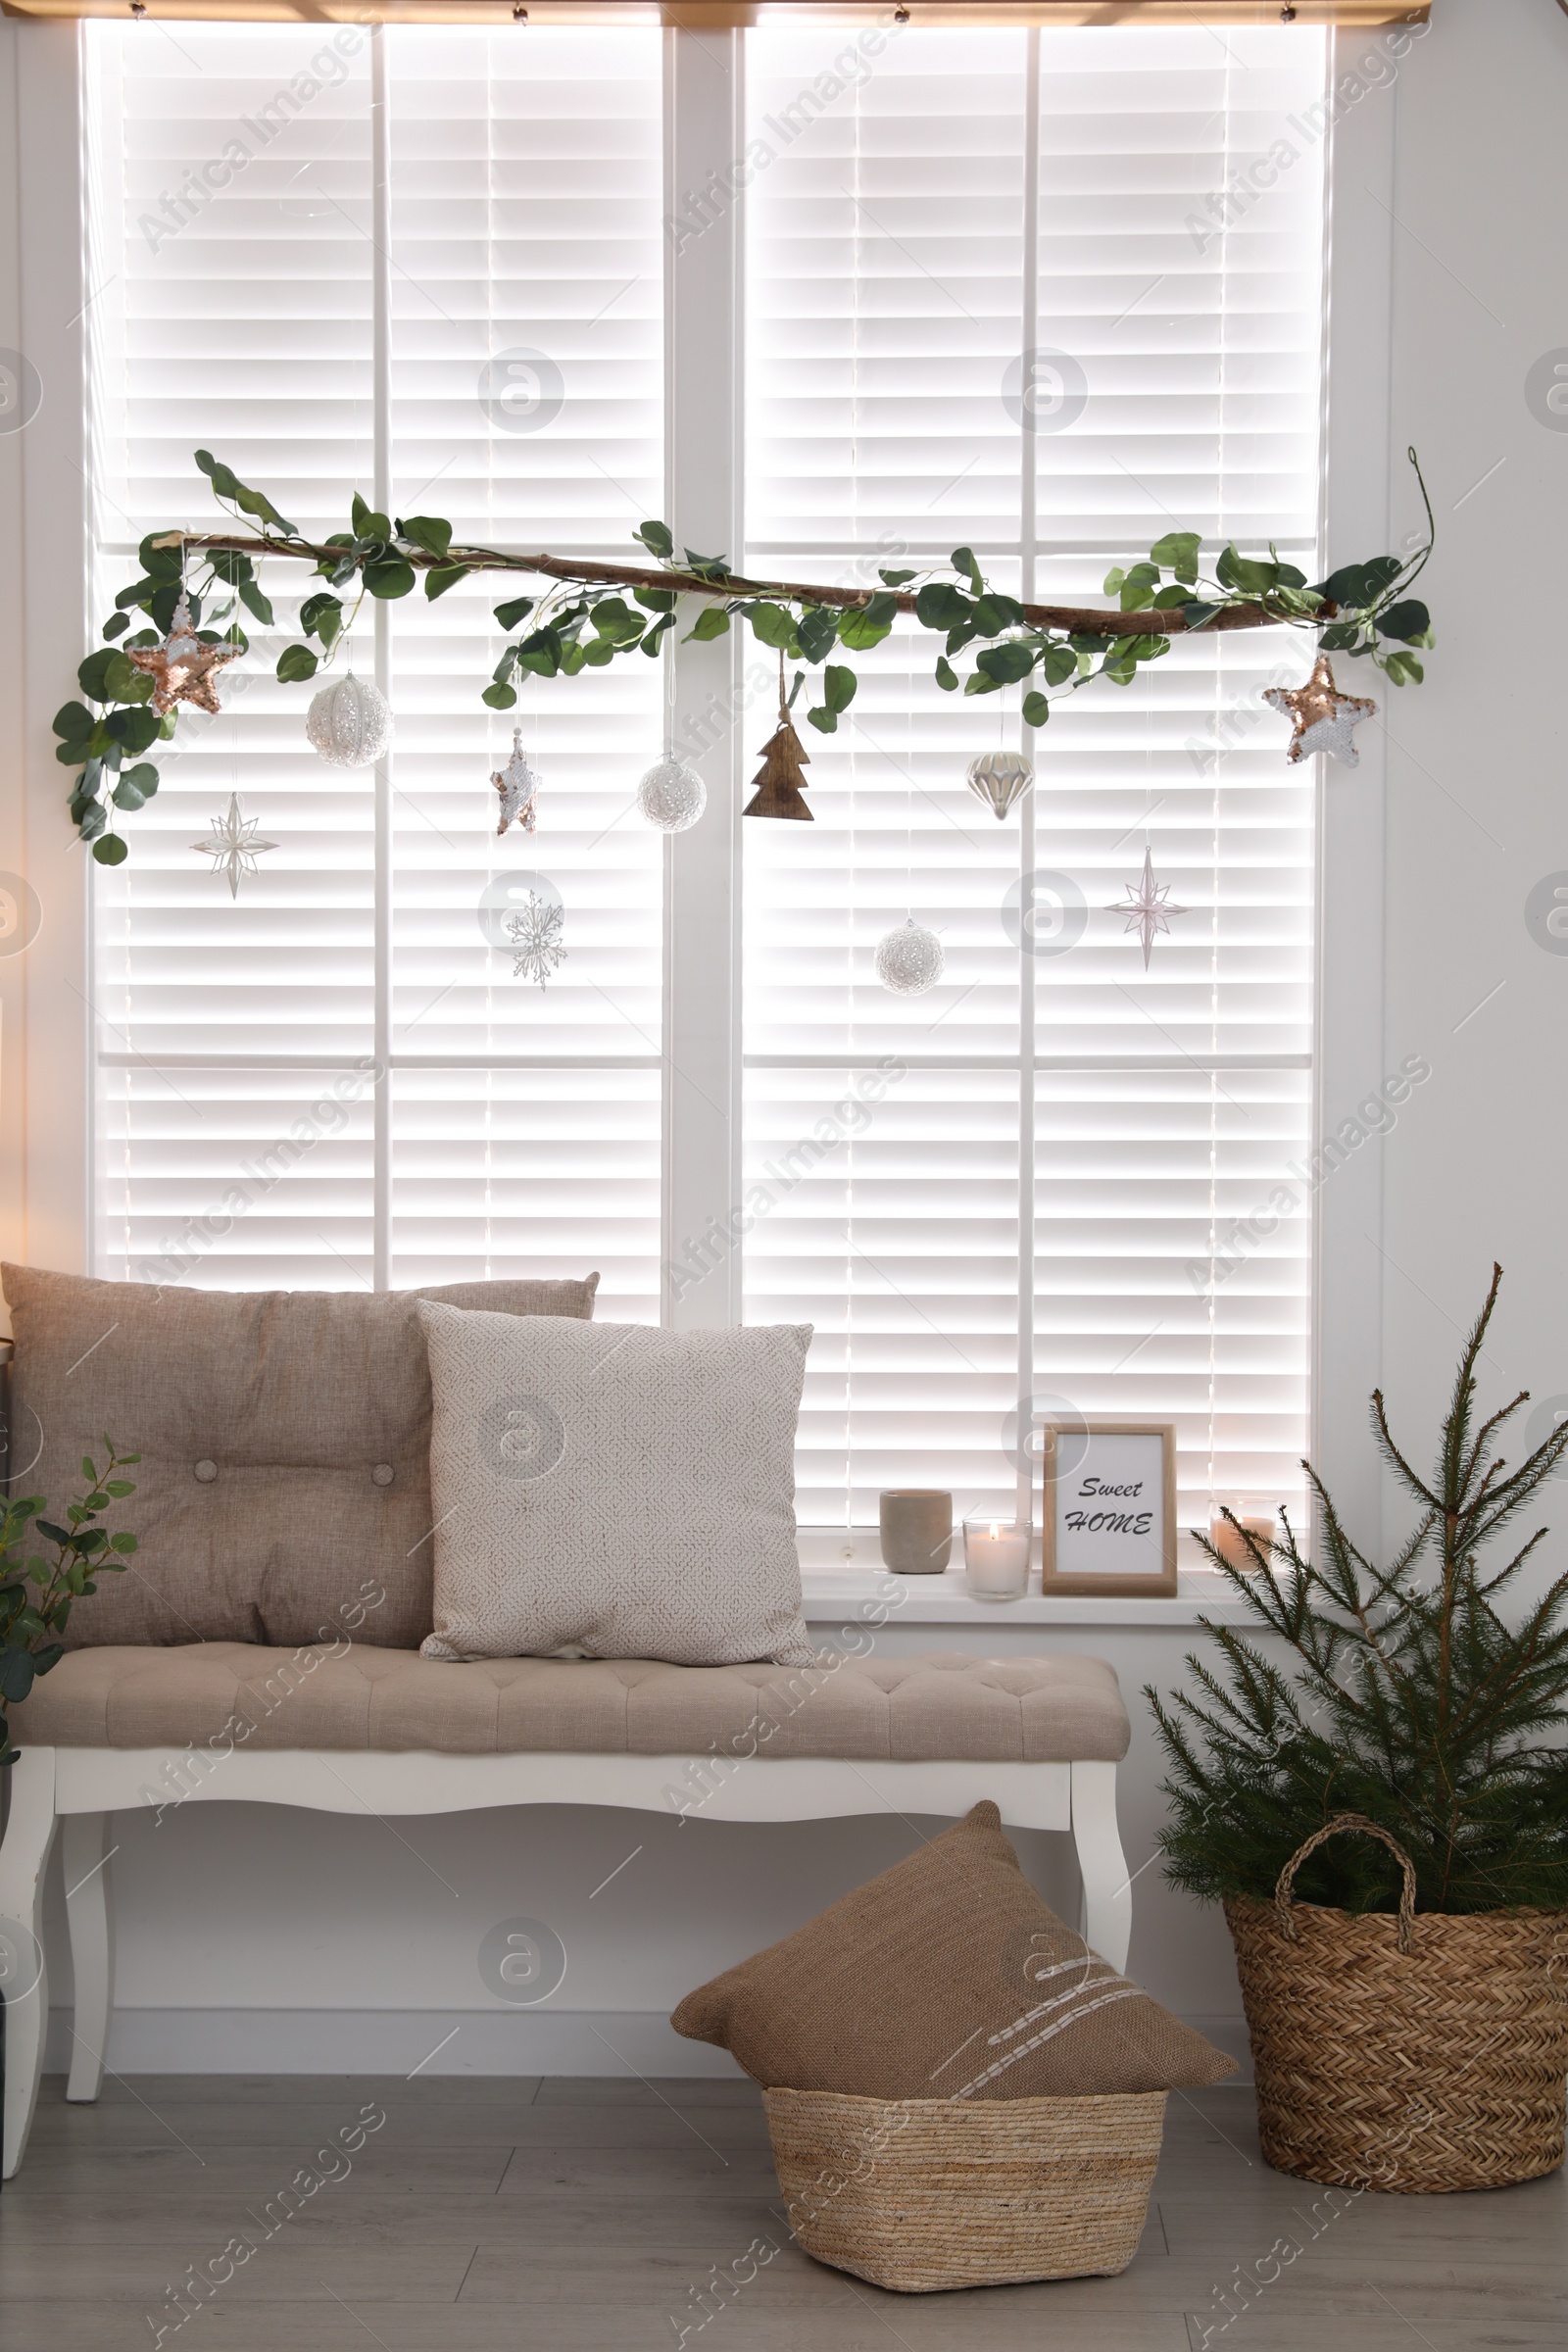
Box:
[1070,1759,1132,1975]
[63,1811,115,2102]
[1,1746,59,2179]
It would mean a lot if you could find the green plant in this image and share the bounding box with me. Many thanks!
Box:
[1149,1267,1568,1917]
[0,1440,140,1765]
[57,447,1436,862]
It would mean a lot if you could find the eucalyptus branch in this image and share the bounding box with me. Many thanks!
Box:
[56,443,1438,866]
[1,1442,140,1765]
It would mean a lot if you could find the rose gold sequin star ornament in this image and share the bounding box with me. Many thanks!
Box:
[127,590,242,717]
[1262,654,1376,767]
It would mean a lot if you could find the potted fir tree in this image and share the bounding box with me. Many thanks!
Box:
[1150,1267,1568,2193]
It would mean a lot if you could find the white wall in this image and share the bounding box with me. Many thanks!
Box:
[11,0,1568,2074]
[1377,0,1568,1459]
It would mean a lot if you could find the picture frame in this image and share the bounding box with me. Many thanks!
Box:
[1039,1419,1178,1597]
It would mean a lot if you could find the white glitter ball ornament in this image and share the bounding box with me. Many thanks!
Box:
[875,917,945,997]
[636,758,707,833]
[305,671,394,769]
[965,748,1034,820]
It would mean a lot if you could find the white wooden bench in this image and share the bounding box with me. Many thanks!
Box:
[0,1730,1130,2177]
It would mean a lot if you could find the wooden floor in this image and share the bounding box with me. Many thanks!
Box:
[3,2073,1565,2348]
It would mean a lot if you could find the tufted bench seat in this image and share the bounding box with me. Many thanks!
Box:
[0,1267,1135,2180]
[11,1643,1131,1761]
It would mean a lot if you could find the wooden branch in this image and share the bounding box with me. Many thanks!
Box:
[155,529,1317,641]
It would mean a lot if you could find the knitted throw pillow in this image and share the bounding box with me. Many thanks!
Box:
[418,1304,814,1668]
[672,1800,1236,2098]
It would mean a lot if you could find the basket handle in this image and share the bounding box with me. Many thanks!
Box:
[1274,1813,1417,1955]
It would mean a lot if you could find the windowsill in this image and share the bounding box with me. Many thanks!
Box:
[800,1559,1249,1630]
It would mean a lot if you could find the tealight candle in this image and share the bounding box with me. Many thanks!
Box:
[1208,1500,1278,1572]
[962,1514,1031,1600]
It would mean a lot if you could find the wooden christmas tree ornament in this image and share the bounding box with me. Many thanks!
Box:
[743,672,813,821]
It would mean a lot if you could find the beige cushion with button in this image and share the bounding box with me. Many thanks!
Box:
[8,1644,1131,1761]
[0,1264,599,1652]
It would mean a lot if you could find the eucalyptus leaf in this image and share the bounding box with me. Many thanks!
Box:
[398,514,453,560]
[822,663,858,713]
[685,606,731,643]
[915,581,971,632]
[837,605,893,652]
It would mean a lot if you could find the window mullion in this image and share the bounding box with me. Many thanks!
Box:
[662,27,745,1329]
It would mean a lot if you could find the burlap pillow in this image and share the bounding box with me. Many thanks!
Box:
[672,1800,1235,2098]
[1,1265,599,1650]
[418,1304,813,1667]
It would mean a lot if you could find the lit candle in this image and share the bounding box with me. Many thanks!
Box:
[1208,1501,1277,1572]
[962,1515,1031,1599]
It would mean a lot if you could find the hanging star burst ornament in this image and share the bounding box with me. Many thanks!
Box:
[1262,654,1377,766]
[492,730,541,836]
[507,892,566,988]
[192,793,276,899]
[128,589,242,717]
[1109,846,1187,970]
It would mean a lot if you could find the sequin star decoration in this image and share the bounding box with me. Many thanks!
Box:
[127,590,242,717]
[192,794,277,899]
[507,893,566,988]
[1109,846,1187,970]
[1262,654,1377,766]
[492,730,540,836]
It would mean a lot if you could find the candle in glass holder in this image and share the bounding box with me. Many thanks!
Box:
[962,1514,1031,1599]
[1208,1499,1277,1572]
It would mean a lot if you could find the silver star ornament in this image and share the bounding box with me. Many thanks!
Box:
[1109,846,1187,969]
[192,793,276,899]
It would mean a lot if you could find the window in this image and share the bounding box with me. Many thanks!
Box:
[87,20,1328,1546]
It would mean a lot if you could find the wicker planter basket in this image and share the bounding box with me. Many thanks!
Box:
[761,2084,1166,2292]
[1228,1815,1568,2195]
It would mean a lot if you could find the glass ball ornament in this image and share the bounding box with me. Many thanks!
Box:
[306,671,394,769]
[636,758,707,833]
[966,747,1034,821]
[875,917,945,997]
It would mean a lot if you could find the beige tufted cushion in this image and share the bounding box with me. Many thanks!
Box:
[8,1644,1131,1762]
[1,1265,599,1652]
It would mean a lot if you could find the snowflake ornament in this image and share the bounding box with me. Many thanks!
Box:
[507,892,566,988]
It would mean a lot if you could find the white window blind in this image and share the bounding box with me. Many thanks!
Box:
[84,22,1328,1545]
[87,23,664,1317]
[741,24,1326,1532]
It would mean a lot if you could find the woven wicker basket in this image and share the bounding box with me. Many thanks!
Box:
[761,2085,1166,2291]
[1228,1814,1568,2195]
